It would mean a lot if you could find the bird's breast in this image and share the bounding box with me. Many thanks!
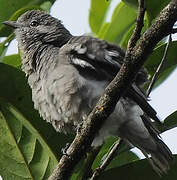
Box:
[29,66,107,134]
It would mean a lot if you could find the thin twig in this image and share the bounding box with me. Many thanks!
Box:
[127,0,145,50]
[146,34,172,96]
[90,139,122,180]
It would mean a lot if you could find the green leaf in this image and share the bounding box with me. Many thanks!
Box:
[157,111,177,133]
[0,0,56,37]
[120,23,135,49]
[99,155,177,180]
[89,0,112,34]
[101,2,137,44]
[106,151,139,170]
[2,54,21,68]
[40,1,52,12]
[151,65,177,90]
[0,63,73,179]
[122,0,138,9]
[0,34,14,61]
[92,137,134,170]
[145,41,177,89]
[92,137,117,169]
[122,0,170,24]
[0,102,58,179]
[163,111,177,131]
[120,18,149,49]
[145,0,170,24]
[97,23,110,39]
[0,42,8,61]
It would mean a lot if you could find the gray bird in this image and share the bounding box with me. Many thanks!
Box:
[3,10,173,175]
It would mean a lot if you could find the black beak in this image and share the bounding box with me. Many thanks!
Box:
[3,21,21,29]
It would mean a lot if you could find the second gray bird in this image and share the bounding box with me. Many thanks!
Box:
[3,10,173,175]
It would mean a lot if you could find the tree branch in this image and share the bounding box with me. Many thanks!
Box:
[90,1,145,178]
[48,1,177,179]
[127,0,145,49]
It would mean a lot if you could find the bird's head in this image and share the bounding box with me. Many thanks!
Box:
[3,10,71,49]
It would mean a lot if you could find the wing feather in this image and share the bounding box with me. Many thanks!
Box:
[68,36,160,123]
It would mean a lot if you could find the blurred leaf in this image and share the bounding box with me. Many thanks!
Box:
[0,63,73,179]
[145,0,170,24]
[0,0,56,37]
[40,1,52,12]
[0,42,8,61]
[99,155,177,180]
[151,65,177,90]
[120,23,135,49]
[106,151,139,170]
[157,111,177,132]
[145,41,177,89]
[100,2,137,44]
[98,23,110,39]
[89,0,112,34]
[0,33,14,61]
[92,137,133,170]
[120,18,149,49]
[92,137,117,169]
[122,0,170,24]
[122,0,138,8]
[2,54,21,68]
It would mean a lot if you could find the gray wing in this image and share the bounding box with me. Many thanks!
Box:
[67,36,160,123]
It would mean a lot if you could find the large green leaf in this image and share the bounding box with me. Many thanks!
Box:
[0,0,56,37]
[145,41,177,89]
[100,2,137,45]
[0,63,73,179]
[0,102,57,180]
[99,155,177,180]
[89,0,112,34]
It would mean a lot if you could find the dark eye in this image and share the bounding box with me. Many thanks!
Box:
[30,20,39,27]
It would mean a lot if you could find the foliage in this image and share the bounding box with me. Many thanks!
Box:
[0,0,177,179]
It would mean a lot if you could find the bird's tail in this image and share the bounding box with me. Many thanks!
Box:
[141,138,173,175]
[120,113,173,175]
[140,114,173,175]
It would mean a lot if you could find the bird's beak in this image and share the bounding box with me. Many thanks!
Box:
[3,21,21,29]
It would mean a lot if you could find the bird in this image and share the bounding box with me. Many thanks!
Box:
[3,10,173,175]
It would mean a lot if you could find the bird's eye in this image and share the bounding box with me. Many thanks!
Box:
[30,20,39,27]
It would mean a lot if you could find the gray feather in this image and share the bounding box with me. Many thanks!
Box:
[5,10,173,175]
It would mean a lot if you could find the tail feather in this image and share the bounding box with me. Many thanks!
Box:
[141,138,173,175]
[139,116,173,175]
[120,112,173,175]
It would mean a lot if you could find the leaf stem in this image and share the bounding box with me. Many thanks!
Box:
[146,34,172,96]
